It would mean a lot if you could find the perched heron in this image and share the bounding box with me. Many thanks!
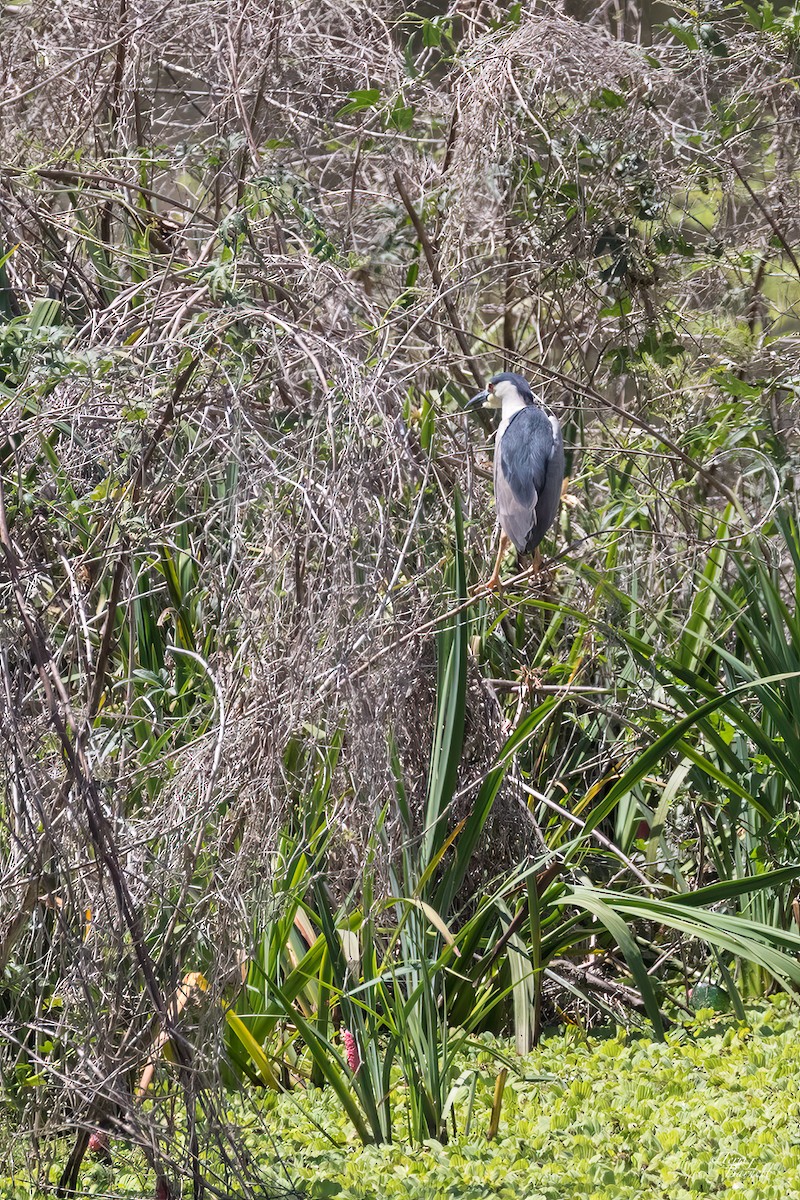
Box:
[466,372,565,589]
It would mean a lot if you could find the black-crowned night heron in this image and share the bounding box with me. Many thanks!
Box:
[466,372,565,589]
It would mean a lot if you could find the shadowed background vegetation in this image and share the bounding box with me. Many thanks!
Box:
[2,0,800,1193]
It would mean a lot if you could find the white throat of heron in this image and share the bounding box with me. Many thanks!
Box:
[495,386,528,421]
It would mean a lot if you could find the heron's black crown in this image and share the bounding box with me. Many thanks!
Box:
[489,372,536,404]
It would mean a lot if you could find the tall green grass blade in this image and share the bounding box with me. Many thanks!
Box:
[581,671,800,838]
[674,865,800,908]
[677,507,731,674]
[585,890,800,991]
[272,983,375,1143]
[422,488,467,869]
[222,1008,281,1090]
[567,888,665,1039]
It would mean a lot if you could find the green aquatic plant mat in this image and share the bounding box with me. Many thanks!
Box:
[16,999,800,1200]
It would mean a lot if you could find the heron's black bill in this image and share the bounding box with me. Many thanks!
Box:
[465,390,489,410]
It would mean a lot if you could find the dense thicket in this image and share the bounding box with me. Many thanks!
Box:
[2,0,800,1192]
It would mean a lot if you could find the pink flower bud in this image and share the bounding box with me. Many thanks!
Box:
[88,1128,109,1155]
[342,1028,361,1074]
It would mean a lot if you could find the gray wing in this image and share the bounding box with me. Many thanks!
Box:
[495,408,564,553]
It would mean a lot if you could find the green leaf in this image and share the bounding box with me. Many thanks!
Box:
[591,889,800,983]
[566,888,665,1039]
[599,295,632,317]
[223,1008,281,1090]
[666,18,699,49]
[338,89,381,116]
[388,102,414,132]
[422,489,467,874]
[273,981,375,1144]
[596,87,627,109]
[675,865,800,909]
[713,371,762,400]
[27,297,62,332]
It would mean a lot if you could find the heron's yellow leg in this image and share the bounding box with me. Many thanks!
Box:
[561,475,579,509]
[517,546,544,585]
[485,532,511,591]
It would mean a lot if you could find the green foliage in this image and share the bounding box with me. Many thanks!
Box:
[5,0,800,1188]
[10,1001,800,1200]
[225,500,536,1143]
[253,1001,800,1200]
[210,502,800,1152]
